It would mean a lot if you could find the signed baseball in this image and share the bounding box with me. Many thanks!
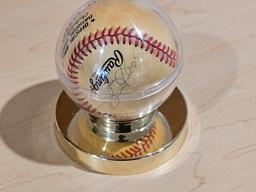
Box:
[56,0,182,120]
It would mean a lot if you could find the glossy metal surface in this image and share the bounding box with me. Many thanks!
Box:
[86,110,157,142]
[55,88,188,175]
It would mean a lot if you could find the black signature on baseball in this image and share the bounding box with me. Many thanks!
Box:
[90,50,123,92]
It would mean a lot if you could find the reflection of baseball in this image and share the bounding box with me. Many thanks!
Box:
[58,0,180,120]
[78,113,166,158]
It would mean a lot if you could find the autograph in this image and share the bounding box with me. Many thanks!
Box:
[89,50,123,92]
[96,49,142,110]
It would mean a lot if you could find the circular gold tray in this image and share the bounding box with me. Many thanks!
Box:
[55,88,188,175]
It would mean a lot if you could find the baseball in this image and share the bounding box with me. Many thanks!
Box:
[56,0,182,121]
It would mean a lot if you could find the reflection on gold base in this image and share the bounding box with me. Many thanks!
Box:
[55,88,188,175]
[68,111,167,158]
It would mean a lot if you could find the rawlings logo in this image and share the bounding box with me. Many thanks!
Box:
[89,50,124,92]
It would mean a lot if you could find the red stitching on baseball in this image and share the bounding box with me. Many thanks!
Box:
[67,26,178,114]
[120,151,128,158]
[125,150,135,157]
[112,126,157,158]
[129,147,139,156]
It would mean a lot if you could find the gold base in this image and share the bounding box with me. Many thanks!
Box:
[54,88,188,175]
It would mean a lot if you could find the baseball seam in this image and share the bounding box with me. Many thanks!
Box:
[112,126,157,158]
[67,26,178,115]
